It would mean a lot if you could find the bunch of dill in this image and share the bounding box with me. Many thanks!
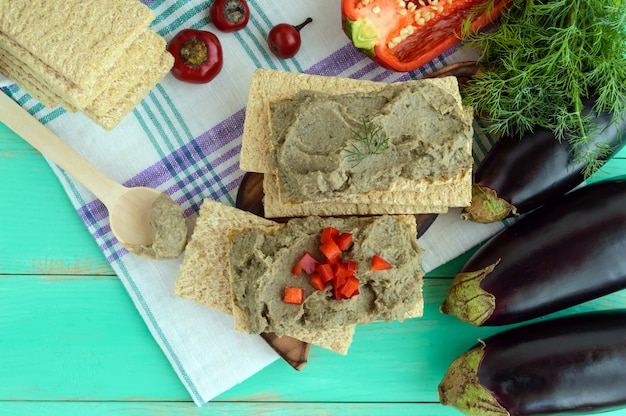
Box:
[463,0,626,176]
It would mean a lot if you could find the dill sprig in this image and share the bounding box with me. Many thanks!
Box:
[344,118,388,167]
[462,0,626,177]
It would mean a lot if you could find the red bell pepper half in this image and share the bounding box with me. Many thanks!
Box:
[341,0,510,72]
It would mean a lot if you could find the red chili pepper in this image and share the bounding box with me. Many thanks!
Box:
[283,286,304,305]
[341,0,510,72]
[209,0,250,32]
[167,29,223,84]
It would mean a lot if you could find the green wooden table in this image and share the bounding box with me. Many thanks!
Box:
[2,119,626,416]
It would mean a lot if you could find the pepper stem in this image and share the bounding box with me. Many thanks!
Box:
[180,38,208,67]
[294,17,313,32]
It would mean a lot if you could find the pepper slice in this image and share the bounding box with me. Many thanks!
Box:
[341,0,510,72]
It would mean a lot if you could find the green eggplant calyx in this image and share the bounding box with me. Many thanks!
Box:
[344,17,377,57]
[461,184,516,223]
[440,261,499,326]
[438,347,510,416]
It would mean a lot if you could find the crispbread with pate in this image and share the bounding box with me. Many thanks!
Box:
[240,69,473,217]
[0,0,154,92]
[174,198,356,355]
[241,70,393,173]
[229,214,424,338]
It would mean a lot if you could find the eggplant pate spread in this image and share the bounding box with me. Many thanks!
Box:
[269,80,473,203]
[229,215,423,336]
[126,194,187,260]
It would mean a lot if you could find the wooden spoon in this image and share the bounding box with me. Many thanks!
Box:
[0,92,185,258]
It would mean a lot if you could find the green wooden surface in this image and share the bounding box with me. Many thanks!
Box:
[1,119,626,416]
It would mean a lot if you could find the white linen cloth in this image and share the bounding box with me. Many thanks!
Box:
[0,0,508,405]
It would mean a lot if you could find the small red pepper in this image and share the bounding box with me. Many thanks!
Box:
[209,0,250,32]
[341,0,510,72]
[167,29,223,84]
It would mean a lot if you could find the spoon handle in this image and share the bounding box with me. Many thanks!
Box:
[0,92,124,207]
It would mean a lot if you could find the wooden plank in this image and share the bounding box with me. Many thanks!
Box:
[2,272,626,404]
[0,123,112,275]
[0,401,470,416]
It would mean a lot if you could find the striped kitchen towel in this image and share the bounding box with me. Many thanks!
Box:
[0,0,507,405]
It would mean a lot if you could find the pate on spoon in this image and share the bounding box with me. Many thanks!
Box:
[0,92,187,260]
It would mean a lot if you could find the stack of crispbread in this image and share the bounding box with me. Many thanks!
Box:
[240,69,474,218]
[174,199,359,355]
[0,0,174,130]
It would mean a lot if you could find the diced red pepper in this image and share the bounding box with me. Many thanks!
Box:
[340,276,360,299]
[334,261,349,280]
[310,273,326,291]
[341,0,510,72]
[336,232,353,250]
[320,227,340,244]
[297,252,320,275]
[316,263,335,283]
[347,260,358,276]
[321,239,342,263]
[372,254,393,270]
[291,261,303,277]
[283,287,304,304]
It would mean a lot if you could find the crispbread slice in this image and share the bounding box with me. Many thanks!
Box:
[0,50,76,110]
[0,28,165,110]
[175,199,278,315]
[81,51,174,130]
[174,198,357,355]
[86,31,167,116]
[241,69,391,173]
[0,0,154,92]
[262,171,449,218]
[241,69,465,173]
[230,214,424,336]
[0,48,173,130]
[240,69,473,217]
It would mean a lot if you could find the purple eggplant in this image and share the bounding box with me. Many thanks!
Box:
[439,310,626,415]
[462,95,626,223]
[440,179,626,326]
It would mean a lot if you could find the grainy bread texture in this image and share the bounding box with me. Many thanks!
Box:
[262,172,450,218]
[0,0,172,130]
[175,199,278,315]
[0,48,173,130]
[174,199,356,355]
[0,0,154,90]
[240,69,473,218]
